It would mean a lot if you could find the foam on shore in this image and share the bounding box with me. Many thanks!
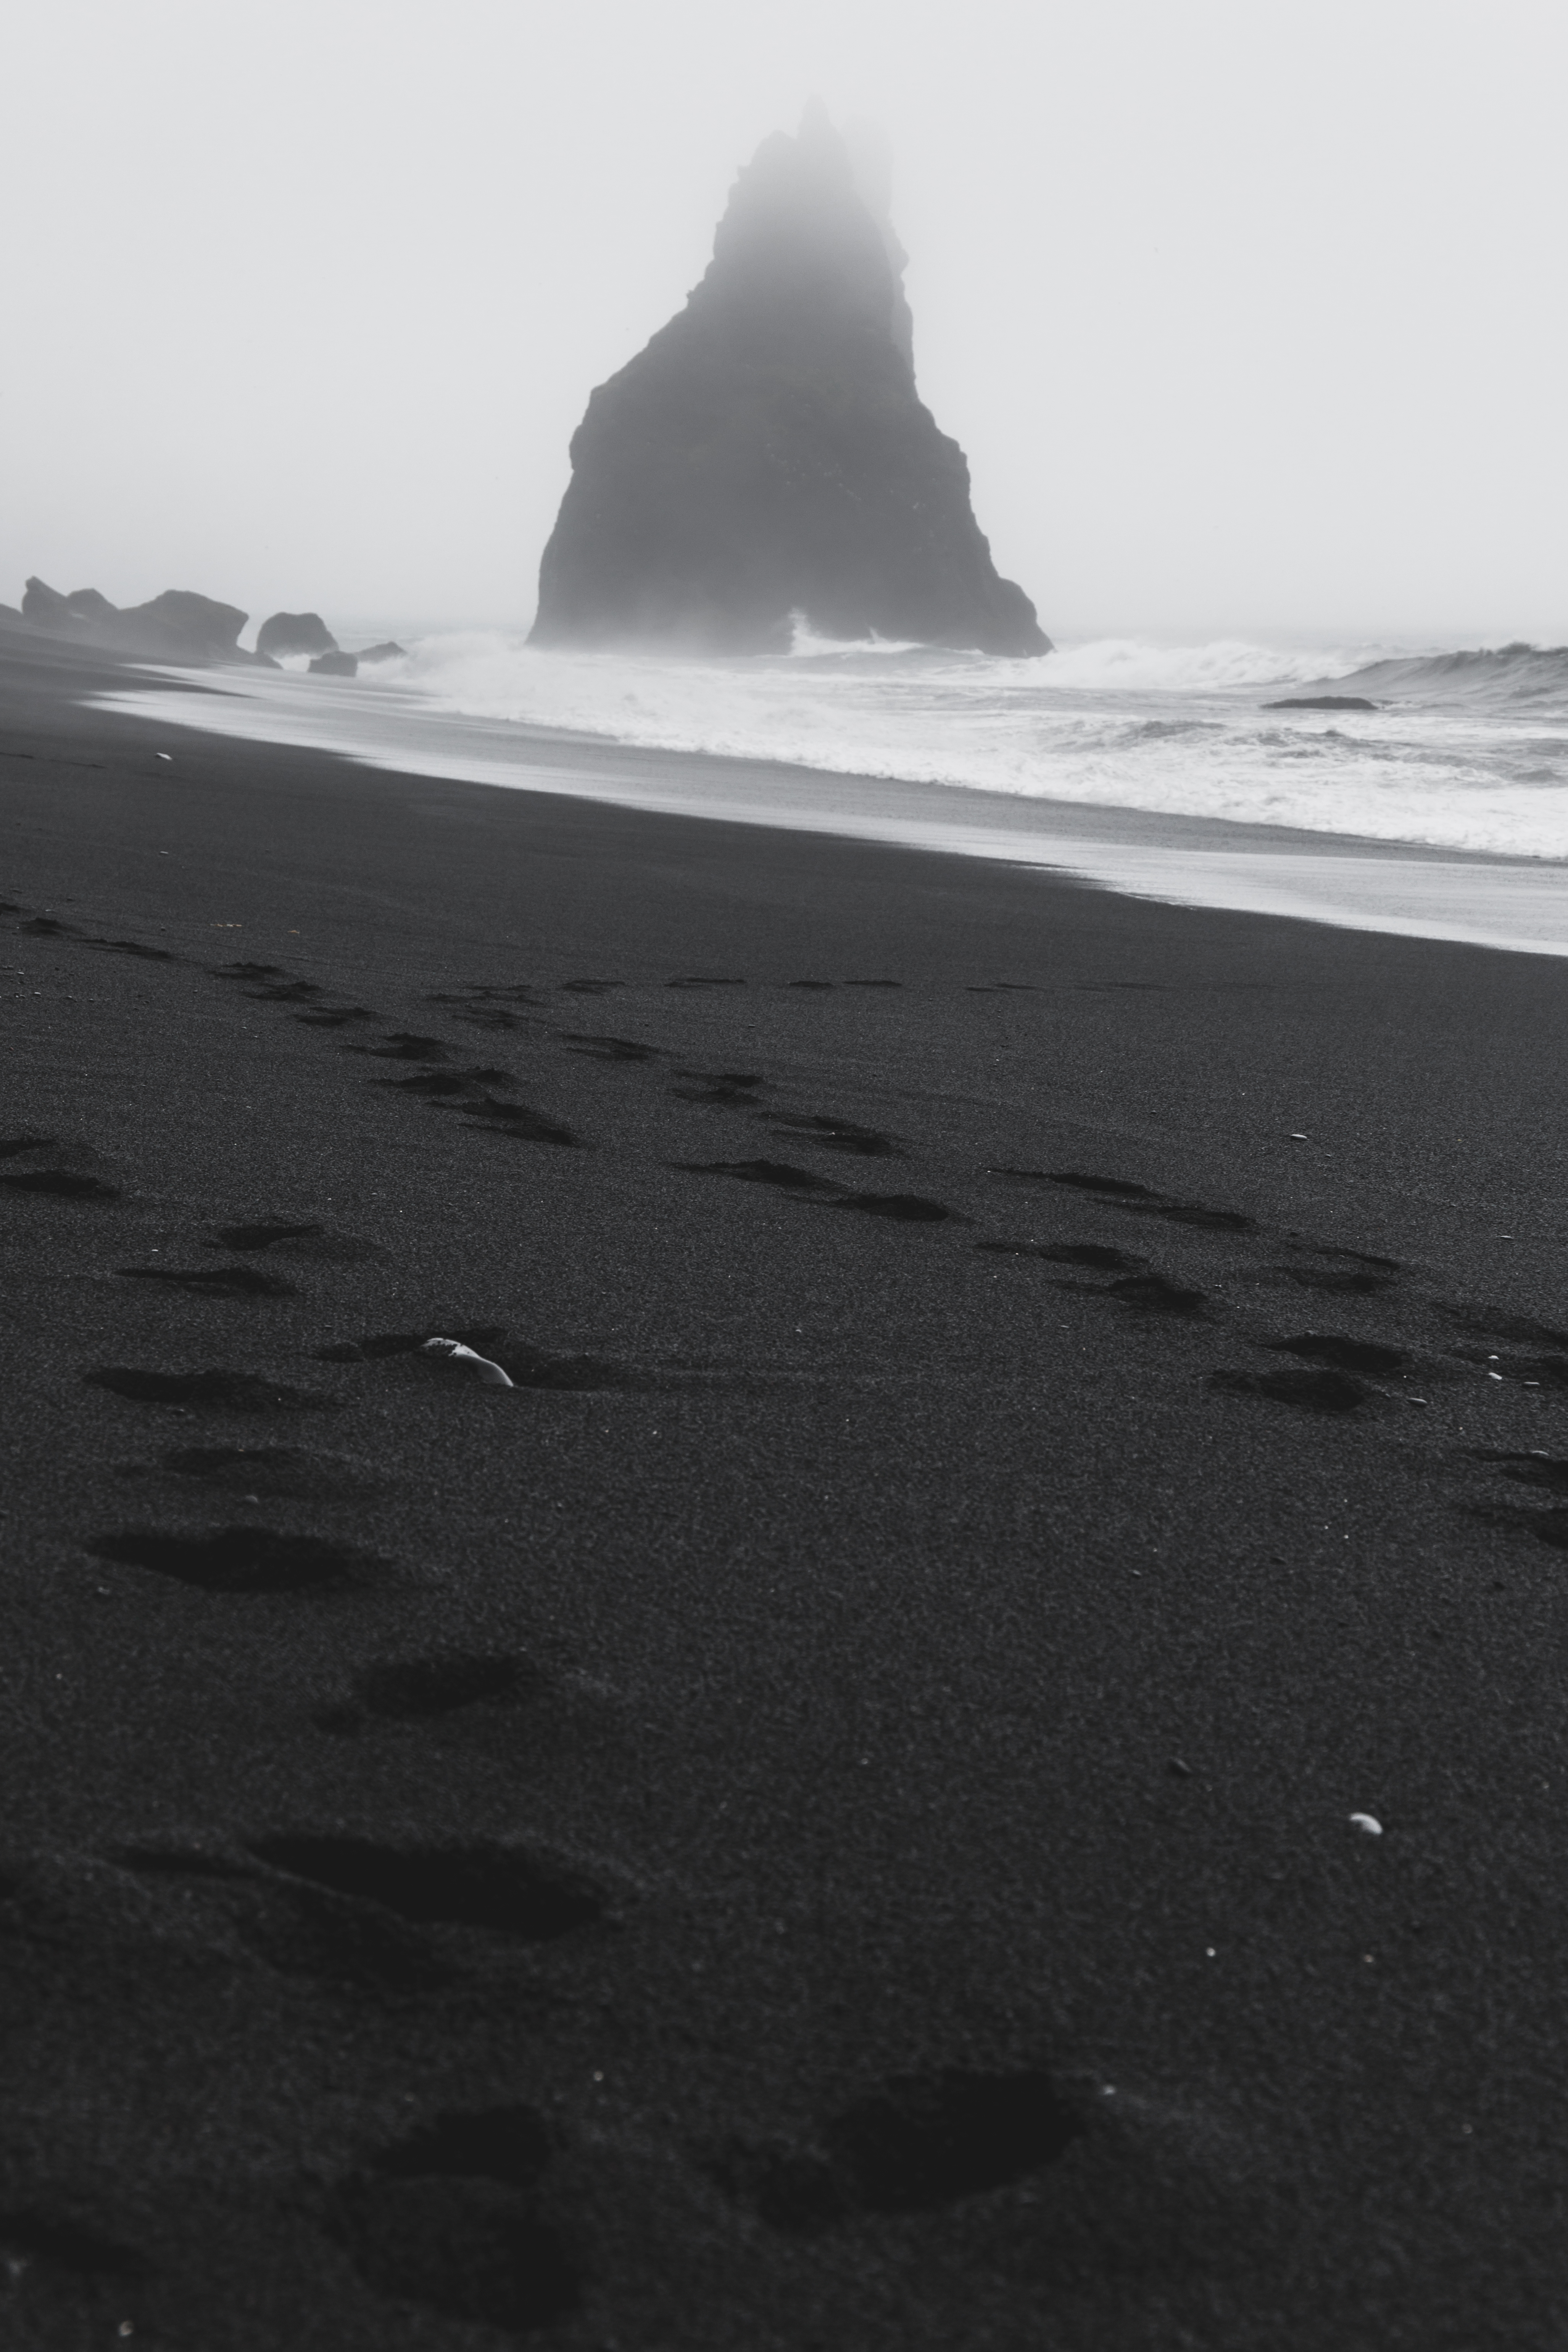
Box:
[94,654,1568,959]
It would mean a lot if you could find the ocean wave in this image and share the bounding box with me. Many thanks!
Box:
[308,630,1568,861]
[1337,643,1568,707]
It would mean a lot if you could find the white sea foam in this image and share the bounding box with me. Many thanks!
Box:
[349,628,1568,861]
[94,627,1568,957]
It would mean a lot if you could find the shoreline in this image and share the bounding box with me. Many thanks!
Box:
[90,654,1568,960]
[5,633,1568,2345]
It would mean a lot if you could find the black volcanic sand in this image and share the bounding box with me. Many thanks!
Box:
[2,633,1567,2349]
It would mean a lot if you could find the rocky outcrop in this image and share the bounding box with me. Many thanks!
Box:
[531,106,1048,658]
[116,591,249,660]
[21,578,248,663]
[355,641,406,665]
[1263,695,1378,713]
[22,580,118,631]
[308,651,358,677]
[258,611,338,661]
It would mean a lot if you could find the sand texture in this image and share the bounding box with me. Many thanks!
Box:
[3,636,1567,2347]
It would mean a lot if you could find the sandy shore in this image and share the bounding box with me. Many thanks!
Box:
[96,657,1568,957]
[3,632,1567,2347]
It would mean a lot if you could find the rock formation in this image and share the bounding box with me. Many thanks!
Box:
[21,578,250,663]
[258,611,338,660]
[531,106,1048,658]
[355,641,406,665]
[308,651,358,677]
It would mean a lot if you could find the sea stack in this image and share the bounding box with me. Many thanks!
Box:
[531,106,1049,658]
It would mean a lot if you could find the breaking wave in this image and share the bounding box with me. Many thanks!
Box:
[358,629,1568,860]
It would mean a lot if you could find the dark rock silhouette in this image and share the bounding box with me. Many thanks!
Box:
[1264,695,1378,713]
[355,641,407,665]
[21,578,249,663]
[258,611,338,660]
[531,106,1048,658]
[309,651,359,677]
[23,581,119,631]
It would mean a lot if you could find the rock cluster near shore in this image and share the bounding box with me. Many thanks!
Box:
[6,580,404,675]
[532,104,1049,658]
[19,577,259,664]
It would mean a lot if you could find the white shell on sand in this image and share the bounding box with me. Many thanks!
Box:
[422,1336,513,1388]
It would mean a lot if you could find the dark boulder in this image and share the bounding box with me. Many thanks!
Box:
[309,651,359,677]
[531,106,1049,658]
[113,590,248,660]
[258,611,339,660]
[355,641,406,665]
[1264,695,1378,713]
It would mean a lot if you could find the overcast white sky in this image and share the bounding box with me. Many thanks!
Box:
[3,0,1564,645]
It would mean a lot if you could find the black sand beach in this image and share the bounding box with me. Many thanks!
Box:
[4,633,1568,2348]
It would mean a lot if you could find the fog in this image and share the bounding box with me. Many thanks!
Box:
[4,0,1564,645]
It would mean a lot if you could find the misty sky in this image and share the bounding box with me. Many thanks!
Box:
[4,0,1564,646]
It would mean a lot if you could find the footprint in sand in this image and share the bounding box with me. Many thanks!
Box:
[672,1068,767,1105]
[327,2105,580,2332]
[0,1135,122,1201]
[977,1240,1146,1271]
[84,935,177,963]
[464,1097,579,1146]
[356,1031,453,1063]
[89,1526,389,1592]
[208,1219,387,1264]
[707,2066,1085,2232]
[989,1168,1255,1232]
[316,1654,530,1735]
[833,1189,951,1223]
[293,1004,378,1028]
[425,984,542,1029]
[247,1835,609,1939]
[679,1158,840,1194]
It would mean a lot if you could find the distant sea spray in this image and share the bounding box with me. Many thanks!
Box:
[357,629,1568,861]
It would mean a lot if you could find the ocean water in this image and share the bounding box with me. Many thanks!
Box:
[97,628,1568,957]
[361,627,1568,861]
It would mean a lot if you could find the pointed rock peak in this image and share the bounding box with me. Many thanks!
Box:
[700,104,896,347]
[531,116,1050,658]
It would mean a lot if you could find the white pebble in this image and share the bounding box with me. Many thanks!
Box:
[1350,1812,1383,1836]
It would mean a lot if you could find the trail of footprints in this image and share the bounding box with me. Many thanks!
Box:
[5,899,1566,2324]
[11,885,1568,1516]
[10,889,1568,1514]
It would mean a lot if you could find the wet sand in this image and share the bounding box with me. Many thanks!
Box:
[3,632,1567,2348]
